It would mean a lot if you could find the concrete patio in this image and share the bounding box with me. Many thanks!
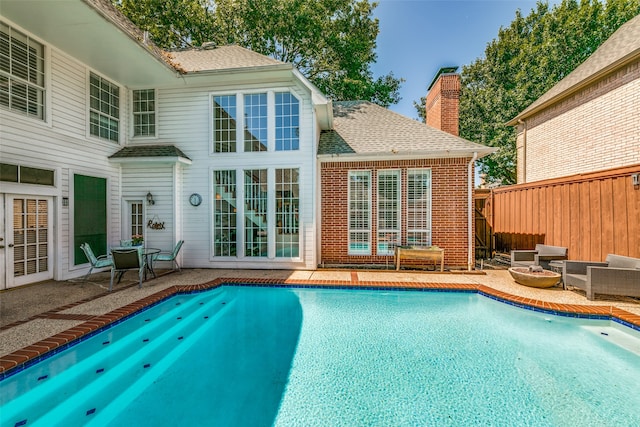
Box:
[1,267,639,370]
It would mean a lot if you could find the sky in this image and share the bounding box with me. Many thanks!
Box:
[371,0,552,119]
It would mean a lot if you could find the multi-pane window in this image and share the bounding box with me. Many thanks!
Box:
[0,21,45,119]
[214,170,237,256]
[348,170,371,255]
[129,202,143,239]
[276,168,299,258]
[244,93,267,152]
[132,89,155,136]
[213,95,237,153]
[275,92,300,151]
[245,169,268,256]
[377,170,401,255]
[89,72,119,142]
[407,169,432,247]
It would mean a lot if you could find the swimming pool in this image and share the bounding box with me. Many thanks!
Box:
[1,286,639,426]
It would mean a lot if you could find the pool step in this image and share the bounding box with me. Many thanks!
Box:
[1,288,236,427]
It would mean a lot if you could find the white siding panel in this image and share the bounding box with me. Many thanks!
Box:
[50,50,86,137]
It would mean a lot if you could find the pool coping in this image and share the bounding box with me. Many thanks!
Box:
[1,277,640,379]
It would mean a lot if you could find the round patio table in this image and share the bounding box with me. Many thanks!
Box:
[142,248,161,280]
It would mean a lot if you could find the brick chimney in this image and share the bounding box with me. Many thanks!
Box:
[425,67,460,136]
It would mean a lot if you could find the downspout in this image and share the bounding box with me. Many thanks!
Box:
[468,152,478,271]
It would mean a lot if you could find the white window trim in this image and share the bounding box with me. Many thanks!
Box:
[348,170,372,255]
[209,88,302,155]
[406,168,432,247]
[130,88,158,139]
[377,169,401,255]
[0,19,49,123]
[85,69,122,144]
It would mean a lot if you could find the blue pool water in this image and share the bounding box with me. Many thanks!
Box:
[1,286,640,426]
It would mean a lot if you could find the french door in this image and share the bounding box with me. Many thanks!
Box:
[1,195,53,289]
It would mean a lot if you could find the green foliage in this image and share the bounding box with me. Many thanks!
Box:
[414,0,640,185]
[114,0,403,106]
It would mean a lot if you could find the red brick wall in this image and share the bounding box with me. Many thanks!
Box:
[425,74,460,136]
[320,158,472,268]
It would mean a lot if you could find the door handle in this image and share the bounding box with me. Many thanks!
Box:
[7,244,14,248]
[0,245,4,249]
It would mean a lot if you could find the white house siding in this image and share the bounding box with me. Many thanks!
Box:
[152,79,317,269]
[0,33,128,283]
[119,163,177,256]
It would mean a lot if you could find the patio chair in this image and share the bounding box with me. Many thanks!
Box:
[80,243,113,282]
[153,240,184,272]
[511,244,568,270]
[110,247,145,291]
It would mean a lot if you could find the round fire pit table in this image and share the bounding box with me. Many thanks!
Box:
[508,267,561,289]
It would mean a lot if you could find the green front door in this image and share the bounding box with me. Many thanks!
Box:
[74,174,107,265]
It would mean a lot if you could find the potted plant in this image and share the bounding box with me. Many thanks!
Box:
[132,234,144,246]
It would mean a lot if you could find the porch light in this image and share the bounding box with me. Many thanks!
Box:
[146,192,155,205]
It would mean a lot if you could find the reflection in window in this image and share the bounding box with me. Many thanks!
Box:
[133,89,155,136]
[214,170,237,256]
[244,93,267,152]
[213,95,237,153]
[276,168,299,257]
[89,73,119,142]
[244,169,267,256]
[275,92,299,151]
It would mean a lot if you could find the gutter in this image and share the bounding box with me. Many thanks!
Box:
[518,119,526,183]
[468,152,478,271]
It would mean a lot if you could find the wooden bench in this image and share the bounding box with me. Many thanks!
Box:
[395,246,444,271]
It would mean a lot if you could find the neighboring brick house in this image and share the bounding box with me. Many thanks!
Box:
[508,14,640,183]
[493,15,640,261]
[318,100,494,270]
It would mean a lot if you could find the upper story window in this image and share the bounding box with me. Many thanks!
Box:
[212,90,300,153]
[132,89,155,137]
[275,92,299,151]
[89,72,119,142]
[213,95,237,153]
[244,93,267,152]
[0,21,45,120]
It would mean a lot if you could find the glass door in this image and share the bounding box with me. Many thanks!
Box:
[4,195,53,288]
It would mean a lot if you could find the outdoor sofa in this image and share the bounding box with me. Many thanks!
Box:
[563,254,640,300]
[510,244,568,270]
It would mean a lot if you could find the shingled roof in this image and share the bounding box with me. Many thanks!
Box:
[318,101,494,158]
[109,145,192,164]
[508,13,640,124]
[167,45,289,73]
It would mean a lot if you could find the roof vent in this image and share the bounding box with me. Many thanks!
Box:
[201,42,216,50]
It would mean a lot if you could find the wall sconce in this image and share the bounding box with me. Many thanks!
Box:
[146,192,155,205]
[632,173,640,187]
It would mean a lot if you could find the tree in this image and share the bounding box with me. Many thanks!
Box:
[414,0,640,185]
[115,0,402,107]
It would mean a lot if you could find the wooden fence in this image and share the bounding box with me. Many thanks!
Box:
[485,164,640,262]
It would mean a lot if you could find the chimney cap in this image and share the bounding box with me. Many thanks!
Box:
[427,66,459,90]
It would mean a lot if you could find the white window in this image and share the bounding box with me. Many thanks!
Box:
[348,170,371,255]
[377,170,401,255]
[244,93,267,152]
[276,168,299,257]
[275,92,299,151]
[89,72,119,142]
[0,21,45,119]
[129,201,144,240]
[132,89,155,136]
[213,95,237,153]
[244,169,268,256]
[407,169,432,247]
[213,170,237,257]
